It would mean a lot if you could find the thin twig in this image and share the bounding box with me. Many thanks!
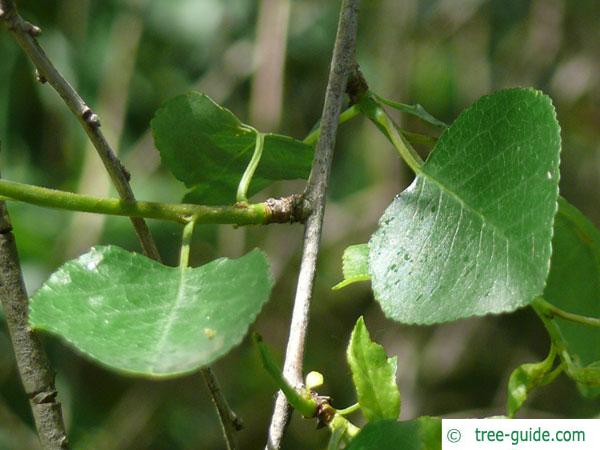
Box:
[0,0,159,260]
[265,1,360,448]
[201,368,244,450]
[0,192,69,448]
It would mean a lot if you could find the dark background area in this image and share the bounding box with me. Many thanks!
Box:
[1,0,599,448]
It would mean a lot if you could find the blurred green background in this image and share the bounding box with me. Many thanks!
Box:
[1,0,599,448]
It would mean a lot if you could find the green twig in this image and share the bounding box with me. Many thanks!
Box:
[253,334,317,418]
[533,297,600,328]
[0,179,304,225]
[237,128,265,203]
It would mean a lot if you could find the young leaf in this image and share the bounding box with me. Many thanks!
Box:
[29,246,273,377]
[347,317,400,422]
[373,92,448,128]
[346,417,441,450]
[543,198,600,396]
[369,88,561,324]
[333,244,370,290]
[506,349,556,417]
[151,92,313,205]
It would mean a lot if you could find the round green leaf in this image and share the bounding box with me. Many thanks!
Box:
[29,246,273,377]
[369,88,561,324]
[151,92,313,205]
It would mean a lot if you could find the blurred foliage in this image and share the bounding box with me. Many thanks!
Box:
[1,0,599,448]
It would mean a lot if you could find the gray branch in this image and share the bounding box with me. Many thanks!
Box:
[265,1,360,448]
[0,199,69,448]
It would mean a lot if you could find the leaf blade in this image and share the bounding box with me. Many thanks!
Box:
[346,417,441,450]
[369,88,561,324]
[151,92,313,205]
[29,246,273,377]
[543,197,600,396]
[333,244,370,290]
[347,317,400,422]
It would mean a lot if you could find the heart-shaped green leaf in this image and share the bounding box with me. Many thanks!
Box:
[347,317,400,422]
[369,88,561,324]
[346,417,441,450]
[29,246,273,377]
[151,92,313,205]
[543,198,600,396]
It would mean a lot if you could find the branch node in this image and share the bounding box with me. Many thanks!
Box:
[346,65,369,104]
[232,414,244,431]
[21,20,41,36]
[315,396,335,429]
[30,389,58,405]
[35,69,47,84]
[265,194,307,223]
[82,107,100,127]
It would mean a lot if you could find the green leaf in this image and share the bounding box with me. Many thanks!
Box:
[347,317,400,422]
[29,246,273,377]
[151,92,313,205]
[333,244,370,290]
[369,88,561,324]
[506,350,556,417]
[347,417,441,450]
[373,92,448,128]
[543,198,600,395]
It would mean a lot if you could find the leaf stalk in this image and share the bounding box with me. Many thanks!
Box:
[237,128,265,203]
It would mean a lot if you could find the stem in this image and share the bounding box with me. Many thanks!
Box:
[0,185,69,446]
[532,297,600,328]
[0,179,305,225]
[237,129,265,203]
[303,104,361,146]
[254,334,317,418]
[532,302,576,373]
[265,1,360,448]
[0,0,159,260]
[372,105,424,173]
[335,403,360,416]
[179,218,196,267]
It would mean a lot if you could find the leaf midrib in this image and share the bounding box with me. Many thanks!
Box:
[151,265,190,370]
[354,335,390,419]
